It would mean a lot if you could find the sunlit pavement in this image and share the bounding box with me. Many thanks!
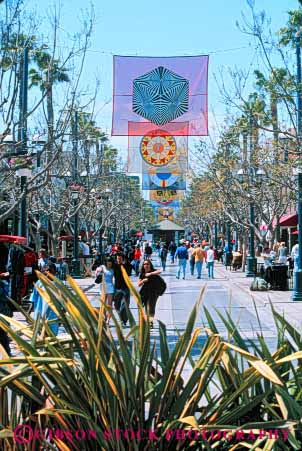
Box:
[82,256,302,371]
[81,258,281,367]
[13,260,302,367]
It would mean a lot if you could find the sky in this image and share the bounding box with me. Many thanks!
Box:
[25,0,299,155]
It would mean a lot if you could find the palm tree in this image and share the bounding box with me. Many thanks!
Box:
[29,50,70,162]
[254,68,295,148]
[77,113,109,178]
[278,8,302,48]
[238,93,269,166]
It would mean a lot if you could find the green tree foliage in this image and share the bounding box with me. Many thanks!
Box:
[278,8,302,48]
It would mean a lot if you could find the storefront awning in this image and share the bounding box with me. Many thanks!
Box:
[0,235,27,244]
[279,213,298,227]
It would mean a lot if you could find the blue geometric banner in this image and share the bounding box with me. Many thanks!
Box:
[142,173,186,190]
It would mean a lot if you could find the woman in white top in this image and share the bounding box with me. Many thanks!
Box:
[95,257,115,322]
[206,246,215,279]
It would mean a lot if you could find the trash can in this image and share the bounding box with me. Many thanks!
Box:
[271,265,288,290]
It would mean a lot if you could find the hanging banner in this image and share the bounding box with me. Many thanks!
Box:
[142,172,186,190]
[150,200,181,208]
[150,189,184,205]
[158,207,175,221]
[127,130,188,174]
[112,55,209,136]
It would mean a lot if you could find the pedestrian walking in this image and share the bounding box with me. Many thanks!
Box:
[113,253,132,327]
[30,263,59,335]
[138,260,162,328]
[132,245,142,276]
[291,243,299,272]
[192,243,205,279]
[217,246,224,263]
[127,245,135,264]
[168,241,177,263]
[159,244,168,271]
[95,257,115,323]
[0,273,12,355]
[79,239,91,276]
[38,248,49,271]
[175,240,188,279]
[57,257,69,281]
[188,244,195,276]
[144,242,153,260]
[105,244,112,258]
[206,245,215,279]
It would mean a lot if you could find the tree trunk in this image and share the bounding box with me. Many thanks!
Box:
[241,234,247,272]
[271,96,279,155]
[46,82,54,163]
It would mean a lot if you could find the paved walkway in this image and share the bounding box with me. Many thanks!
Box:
[12,260,302,364]
[81,258,302,366]
[82,259,298,331]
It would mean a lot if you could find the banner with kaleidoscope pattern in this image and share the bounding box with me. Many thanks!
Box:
[112,55,209,136]
[127,130,188,174]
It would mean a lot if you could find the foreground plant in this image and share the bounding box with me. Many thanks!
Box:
[0,272,302,450]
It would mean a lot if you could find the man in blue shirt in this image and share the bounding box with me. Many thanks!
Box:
[175,240,189,279]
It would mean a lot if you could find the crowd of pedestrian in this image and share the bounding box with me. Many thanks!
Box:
[6,233,298,355]
[173,240,216,280]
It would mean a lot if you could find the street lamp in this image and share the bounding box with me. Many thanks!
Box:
[292,29,302,301]
[122,202,131,245]
[214,221,218,248]
[236,167,265,277]
[2,135,18,234]
[32,134,46,170]
[95,188,113,263]
[70,185,82,278]
[69,109,82,278]
[19,47,29,239]
[225,221,233,267]
[140,219,147,240]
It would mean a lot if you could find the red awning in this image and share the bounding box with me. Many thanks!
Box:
[279,213,298,227]
[292,230,299,235]
[136,232,144,237]
[0,235,27,244]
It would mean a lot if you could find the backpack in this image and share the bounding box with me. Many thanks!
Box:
[145,246,152,255]
[150,275,167,296]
